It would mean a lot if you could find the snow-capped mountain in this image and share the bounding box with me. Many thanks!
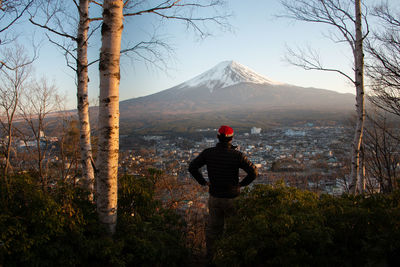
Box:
[178,61,282,92]
[119,61,355,123]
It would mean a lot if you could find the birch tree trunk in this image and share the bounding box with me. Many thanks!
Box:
[77,0,95,197]
[350,0,365,194]
[97,0,123,235]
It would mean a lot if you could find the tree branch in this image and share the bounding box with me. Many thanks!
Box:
[0,0,34,33]
[123,0,182,17]
[285,45,355,84]
[90,0,103,8]
[29,17,77,41]
[47,35,77,72]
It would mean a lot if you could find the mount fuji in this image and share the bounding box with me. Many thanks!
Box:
[179,60,282,92]
[119,61,355,133]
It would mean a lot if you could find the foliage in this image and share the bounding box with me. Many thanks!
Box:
[0,174,188,266]
[214,184,400,267]
[0,174,99,266]
[3,174,399,266]
[116,174,189,267]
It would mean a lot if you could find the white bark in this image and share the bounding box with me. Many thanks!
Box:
[350,0,365,194]
[77,0,95,197]
[96,0,123,235]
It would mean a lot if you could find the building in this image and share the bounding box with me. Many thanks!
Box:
[251,127,262,134]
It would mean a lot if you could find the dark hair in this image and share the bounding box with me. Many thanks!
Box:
[218,135,233,143]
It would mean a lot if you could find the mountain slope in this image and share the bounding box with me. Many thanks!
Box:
[120,61,355,117]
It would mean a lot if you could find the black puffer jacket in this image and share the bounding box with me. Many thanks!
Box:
[189,142,258,198]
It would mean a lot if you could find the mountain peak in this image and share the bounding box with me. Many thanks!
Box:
[180,60,281,92]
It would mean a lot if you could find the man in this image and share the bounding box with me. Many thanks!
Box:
[188,125,258,262]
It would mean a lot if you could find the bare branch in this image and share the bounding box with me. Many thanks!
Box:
[72,0,79,10]
[87,58,99,67]
[47,35,77,72]
[87,22,101,40]
[366,1,400,119]
[88,17,102,22]
[0,40,38,70]
[90,0,103,8]
[123,0,231,38]
[0,44,34,176]
[280,0,357,50]
[373,3,400,27]
[152,11,227,38]
[285,45,355,84]
[29,17,77,41]
[123,0,183,17]
[0,0,34,33]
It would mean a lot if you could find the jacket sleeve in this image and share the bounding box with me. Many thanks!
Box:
[238,153,258,187]
[188,152,208,186]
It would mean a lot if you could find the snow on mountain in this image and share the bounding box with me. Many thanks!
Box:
[178,60,282,92]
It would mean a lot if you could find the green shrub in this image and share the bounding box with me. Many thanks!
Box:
[0,174,189,266]
[214,184,400,267]
[115,175,189,267]
[0,174,98,266]
[4,173,398,267]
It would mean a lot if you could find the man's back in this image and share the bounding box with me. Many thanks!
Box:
[189,142,257,198]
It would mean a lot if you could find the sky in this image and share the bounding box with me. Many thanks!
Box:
[18,0,357,110]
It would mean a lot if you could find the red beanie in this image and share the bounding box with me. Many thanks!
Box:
[218,125,234,137]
